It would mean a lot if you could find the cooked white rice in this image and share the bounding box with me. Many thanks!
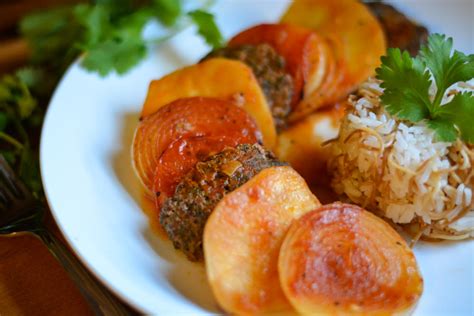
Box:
[328,78,474,240]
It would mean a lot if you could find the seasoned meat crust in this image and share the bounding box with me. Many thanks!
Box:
[160,143,286,261]
[204,44,294,131]
[367,2,428,56]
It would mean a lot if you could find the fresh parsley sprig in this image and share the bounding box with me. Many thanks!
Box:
[21,0,224,77]
[376,34,474,143]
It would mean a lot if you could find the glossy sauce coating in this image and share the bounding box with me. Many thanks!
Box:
[279,203,423,315]
[153,135,257,210]
[132,97,262,194]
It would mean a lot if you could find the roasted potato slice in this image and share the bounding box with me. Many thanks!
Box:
[276,104,344,190]
[140,58,276,149]
[279,203,423,315]
[204,166,321,315]
[282,0,386,119]
[288,38,340,121]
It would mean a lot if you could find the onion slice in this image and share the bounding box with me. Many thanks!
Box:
[279,202,423,315]
[132,97,262,195]
[229,23,329,108]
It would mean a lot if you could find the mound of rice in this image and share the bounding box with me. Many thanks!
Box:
[328,78,474,240]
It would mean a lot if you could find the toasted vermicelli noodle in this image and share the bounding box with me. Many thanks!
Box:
[328,78,474,240]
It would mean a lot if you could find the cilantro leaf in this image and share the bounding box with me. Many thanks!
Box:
[76,5,151,76]
[434,92,474,143]
[20,7,82,72]
[188,10,224,48]
[21,1,222,77]
[376,33,474,144]
[427,118,457,142]
[420,34,474,93]
[81,38,147,76]
[74,4,111,47]
[153,0,182,26]
[376,48,432,121]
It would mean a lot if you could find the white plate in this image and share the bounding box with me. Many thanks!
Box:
[40,1,474,314]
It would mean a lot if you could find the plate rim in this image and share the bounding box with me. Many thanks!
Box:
[39,1,474,314]
[39,60,151,313]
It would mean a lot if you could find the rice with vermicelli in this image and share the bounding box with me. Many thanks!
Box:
[328,78,474,240]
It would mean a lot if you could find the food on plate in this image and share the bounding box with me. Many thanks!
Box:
[289,40,339,122]
[204,166,320,315]
[276,104,345,190]
[281,0,386,119]
[153,135,253,209]
[328,35,474,240]
[204,43,293,131]
[366,2,429,56]
[279,203,423,315]
[160,144,285,261]
[229,23,331,110]
[132,97,261,194]
[129,2,473,312]
[140,58,277,148]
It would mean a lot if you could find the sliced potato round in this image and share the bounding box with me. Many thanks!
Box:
[204,166,321,315]
[141,58,276,149]
[276,104,345,191]
[282,0,386,119]
[279,203,423,315]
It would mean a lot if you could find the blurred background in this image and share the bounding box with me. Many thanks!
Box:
[0,1,92,315]
[0,0,80,73]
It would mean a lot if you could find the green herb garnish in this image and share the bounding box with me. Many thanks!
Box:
[0,71,44,197]
[21,0,223,77]
[189,9,224,48]
[376,34,474,143]
[1,0,224,196]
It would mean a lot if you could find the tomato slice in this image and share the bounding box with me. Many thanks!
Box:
[132,97,262,195]
[140,58,276,149]
[229,23,327,108]
[153,135,254,209]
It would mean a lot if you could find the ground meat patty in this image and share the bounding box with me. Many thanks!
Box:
[204,44,294,131]
[160,143,286,261]
[366,2,428,56]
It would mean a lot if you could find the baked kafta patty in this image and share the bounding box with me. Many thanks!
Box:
[160,143,286,261]
[204,44,294,131]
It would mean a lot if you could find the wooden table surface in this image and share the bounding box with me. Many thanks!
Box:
[0,214,94,315]
[0,1,117,315]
